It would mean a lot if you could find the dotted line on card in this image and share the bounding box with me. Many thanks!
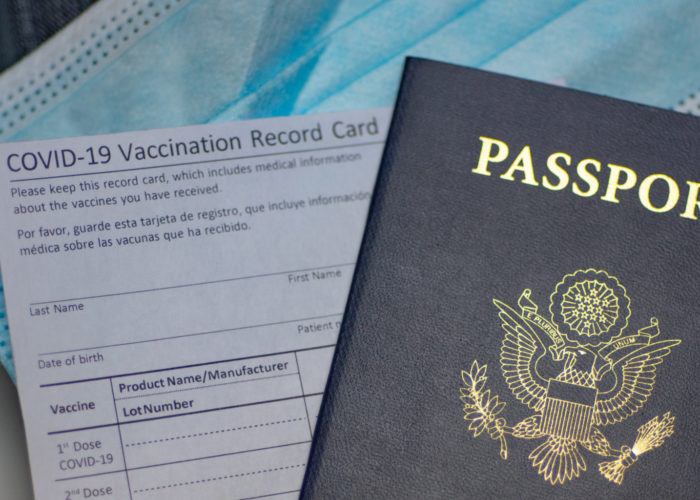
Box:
[123,417,306,447]
[132,463,306,493]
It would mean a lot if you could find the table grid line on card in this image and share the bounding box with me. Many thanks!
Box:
[44,345,332,498]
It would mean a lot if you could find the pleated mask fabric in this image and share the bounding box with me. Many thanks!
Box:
[0,0,699,382]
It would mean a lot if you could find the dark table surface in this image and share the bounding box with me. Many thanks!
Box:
[0,0,97,72]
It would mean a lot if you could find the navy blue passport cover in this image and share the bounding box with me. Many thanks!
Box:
[302,58,700,499]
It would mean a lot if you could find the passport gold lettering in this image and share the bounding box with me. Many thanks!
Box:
[601,164,637,203]
[680,181,700,219]
[500,145,538,186]
[542,152,570,191]
[473,136,700,219]
[572,159,601,197]
[639,174,680,213]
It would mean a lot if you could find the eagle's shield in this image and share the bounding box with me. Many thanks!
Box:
[540,379,597,442]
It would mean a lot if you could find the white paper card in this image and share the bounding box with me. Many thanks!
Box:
[0,108,390,500]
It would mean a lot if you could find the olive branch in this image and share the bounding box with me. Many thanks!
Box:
[460,360,509,459]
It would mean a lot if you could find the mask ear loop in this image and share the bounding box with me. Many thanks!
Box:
[0,0,188,141]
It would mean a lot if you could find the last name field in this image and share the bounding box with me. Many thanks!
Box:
[29,301,85,318]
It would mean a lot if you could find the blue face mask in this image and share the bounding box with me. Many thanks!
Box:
[1,0,699,381]
[0,271,9,377]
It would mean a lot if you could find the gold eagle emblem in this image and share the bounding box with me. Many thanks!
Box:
[460,269,680,485]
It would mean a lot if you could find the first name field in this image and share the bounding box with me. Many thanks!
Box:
[4,116,381,173]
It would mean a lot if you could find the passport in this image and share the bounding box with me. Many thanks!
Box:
[301,58,700,499]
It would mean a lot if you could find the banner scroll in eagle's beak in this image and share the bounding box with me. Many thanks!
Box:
[494,290,567,360]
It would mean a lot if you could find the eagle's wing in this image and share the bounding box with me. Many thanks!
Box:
[496,300,548,412]
[594,340,680,426]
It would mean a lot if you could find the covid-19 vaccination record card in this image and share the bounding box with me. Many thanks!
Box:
[0,108,390,500]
